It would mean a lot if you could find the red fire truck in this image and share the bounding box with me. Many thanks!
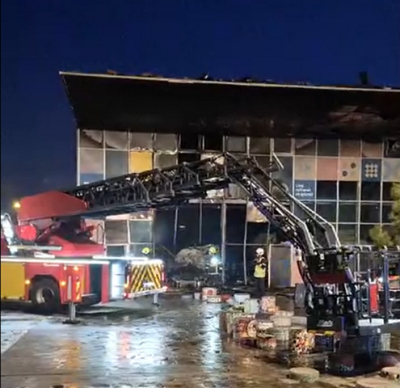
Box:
[1,191,166,311]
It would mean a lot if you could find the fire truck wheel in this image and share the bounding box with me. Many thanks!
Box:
[30,278,61,313]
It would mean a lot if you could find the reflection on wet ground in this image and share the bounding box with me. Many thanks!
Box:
[1,299,399,388]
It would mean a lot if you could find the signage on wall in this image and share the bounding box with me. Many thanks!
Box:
[294,181,315,200]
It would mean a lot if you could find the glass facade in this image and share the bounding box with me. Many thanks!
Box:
[77,130,400,280]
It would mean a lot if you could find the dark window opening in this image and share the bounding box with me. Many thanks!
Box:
[317,181,337,200]
[339,203,357,223]
[316,202,337,223]
[359,224,375,244]
[180,133,199,150]
[317,139,339,156]
[338,224,358,244]
[246,222,270,245]
[154,209,176,252]
[360,203,381,223]
[178,153,200,164]
[250,137,270,154]
[339,181,358,201]
[383,182,395,201]
[294,139,316,156]
[176,205,200,250]
[274,138,292,153]
[225,245,245,283]
[361,182,381,201]
[201,205,221,245]
[384,139,400,158]
[382,203,394,223]
[226,205,246,244]
[204,134,223,151]
[294,202,315,220]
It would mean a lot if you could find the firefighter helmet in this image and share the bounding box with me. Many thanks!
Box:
[256,248,264,255]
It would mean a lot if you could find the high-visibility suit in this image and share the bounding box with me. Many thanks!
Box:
[254,256,267,298]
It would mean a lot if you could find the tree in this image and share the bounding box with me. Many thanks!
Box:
[369,183,400,247]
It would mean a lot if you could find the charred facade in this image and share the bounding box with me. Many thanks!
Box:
[62,72,400,281]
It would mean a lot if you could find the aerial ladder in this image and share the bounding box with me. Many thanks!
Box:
[1,153,372,332]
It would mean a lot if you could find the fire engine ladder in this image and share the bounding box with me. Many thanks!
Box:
[65,153,341,270]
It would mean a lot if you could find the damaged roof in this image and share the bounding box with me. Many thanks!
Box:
[60,72,400,139]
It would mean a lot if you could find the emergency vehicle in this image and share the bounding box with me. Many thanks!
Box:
[1,209,165,311]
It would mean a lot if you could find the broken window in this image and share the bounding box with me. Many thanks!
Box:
[130,133,153,150]
[201,205,221,245]
[104,131,128,149]
[176,205,200,249]
[249,137,270,155]
[203,134,223,151]
[180,133,199,150]
[226,205,246,244]
[79,130,103,148]
[178,153,200,164]
[154,134,177,151]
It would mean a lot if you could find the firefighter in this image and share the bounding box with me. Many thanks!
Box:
[254,247,267,298]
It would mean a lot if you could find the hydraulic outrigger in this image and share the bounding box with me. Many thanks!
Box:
[12,153,377,333]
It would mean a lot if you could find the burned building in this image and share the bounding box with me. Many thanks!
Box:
[61,72,400,280]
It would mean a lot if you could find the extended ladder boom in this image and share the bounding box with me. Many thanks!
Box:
[63,153,338,257]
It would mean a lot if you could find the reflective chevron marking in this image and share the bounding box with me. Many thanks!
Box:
[127,263,163,293]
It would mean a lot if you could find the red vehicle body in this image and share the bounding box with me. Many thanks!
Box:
[1,190,163,311]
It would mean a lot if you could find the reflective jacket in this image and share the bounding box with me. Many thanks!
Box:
[254,257,267,278]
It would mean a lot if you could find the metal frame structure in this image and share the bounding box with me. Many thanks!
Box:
[69,153,361,331]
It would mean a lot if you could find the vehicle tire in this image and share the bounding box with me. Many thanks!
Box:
[30,278,61,313]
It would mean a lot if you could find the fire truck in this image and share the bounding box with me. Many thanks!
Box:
[1,152,387,336]
[1,199,166,312]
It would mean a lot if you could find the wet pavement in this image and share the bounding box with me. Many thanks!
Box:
[1,299,399,388]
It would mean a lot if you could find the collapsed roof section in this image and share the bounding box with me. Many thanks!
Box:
[60,72,400,139]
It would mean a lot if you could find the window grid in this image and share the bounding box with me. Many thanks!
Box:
[78,133,398,247]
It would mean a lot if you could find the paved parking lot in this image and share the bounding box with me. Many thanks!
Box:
[1,301,399,388]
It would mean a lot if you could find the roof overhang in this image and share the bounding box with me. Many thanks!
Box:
[61,72,400,139]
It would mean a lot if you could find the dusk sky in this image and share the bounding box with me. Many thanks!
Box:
[1,0,399,202]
